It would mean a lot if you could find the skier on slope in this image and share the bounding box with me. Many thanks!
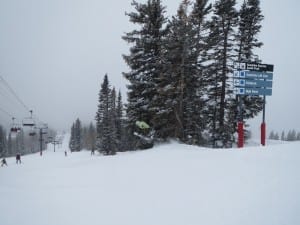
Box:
[1,158,7,166]
[134,120,154,149]
[91,148,95,155]
[16,154,21,164]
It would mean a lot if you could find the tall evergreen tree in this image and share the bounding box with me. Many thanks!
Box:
[87,122,96,151]
[96,74,110,154]
[74,118,83,151]
[185,0,211,145]
[109,87,118,153]
[296,132,300,141]
[269,130,275,140]
[69,123,76,152]
[236,0,263,62]
[116,90,124,151]
[281,131,285,141]
[15,129,25,154]
[205,0,238,147]
[234,0,264,126]
[82,126,88,150]
[286,129,297,141]
[274,132,279,140]
[95,75,117,155]
[154,1,193,140]
[154,0,209,144]
[123,0,168,149]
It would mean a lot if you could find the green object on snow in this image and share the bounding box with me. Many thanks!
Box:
[135,121,150,129]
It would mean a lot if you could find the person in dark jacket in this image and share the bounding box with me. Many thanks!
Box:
[1,158,7,166]
[16,154,21,164]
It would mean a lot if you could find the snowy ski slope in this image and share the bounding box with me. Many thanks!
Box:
[1,135,299,225]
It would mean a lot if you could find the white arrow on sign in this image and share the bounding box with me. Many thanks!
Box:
[233,71,240,78]
[234,88,245,95]
[233,79,245,86]
[233,70,246,78]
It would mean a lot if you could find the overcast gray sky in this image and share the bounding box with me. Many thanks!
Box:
[0,0,299,136]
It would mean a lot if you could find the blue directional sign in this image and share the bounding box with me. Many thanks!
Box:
[244,71,273,80]
[233,62,274,96]
[234,87,272,96]
[233,70,241,78]
[234,71,273,80]
[234,62,274,72]
[233,79,273,88]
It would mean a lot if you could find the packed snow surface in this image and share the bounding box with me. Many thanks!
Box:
[1,136,300,225]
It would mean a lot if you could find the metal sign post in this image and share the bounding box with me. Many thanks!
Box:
[237,84,244,148]
[261,95,266,146]
[234,69,244,148]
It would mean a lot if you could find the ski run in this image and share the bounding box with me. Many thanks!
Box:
[1,134,299,225]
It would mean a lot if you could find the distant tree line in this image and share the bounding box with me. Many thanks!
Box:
[69,119,97,152]
[269,130,300,142]
[69,76,125,155]
[69,0,265,154]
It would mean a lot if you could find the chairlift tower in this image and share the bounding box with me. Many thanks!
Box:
[37,124,48,156]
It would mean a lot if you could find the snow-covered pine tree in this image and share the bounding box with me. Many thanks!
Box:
[286,129,297,141]
[74,118,83,151]
[205,0,238,148]
[90,122,97,151]
[269,130,275,140]
[234,0,264,127]
[81,125,88,150]
[96,75,109,154]
[116,90,124,151]
[108,87,118,154]
[155,0,206,143]
[69,123,76,152]
[281,131,285,141]
[236,0,263,62]
[185,0,211,145]
[95,75,117,155]
[84,122,96,151]
[123,0,168,149]
[152,1,190,140]
[297,132,300,141]
[274,132,279,140]
[16,129,25,154]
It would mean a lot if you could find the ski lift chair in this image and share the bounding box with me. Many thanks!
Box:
[10,118,21,133]
[22,110,35,127]
[22,118,35,127]
[29,131,36,136]
[10,127,18,133]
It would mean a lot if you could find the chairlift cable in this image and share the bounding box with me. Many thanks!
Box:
[0,106,15,118]
[0,75,49,128]
[0,75,31,112]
